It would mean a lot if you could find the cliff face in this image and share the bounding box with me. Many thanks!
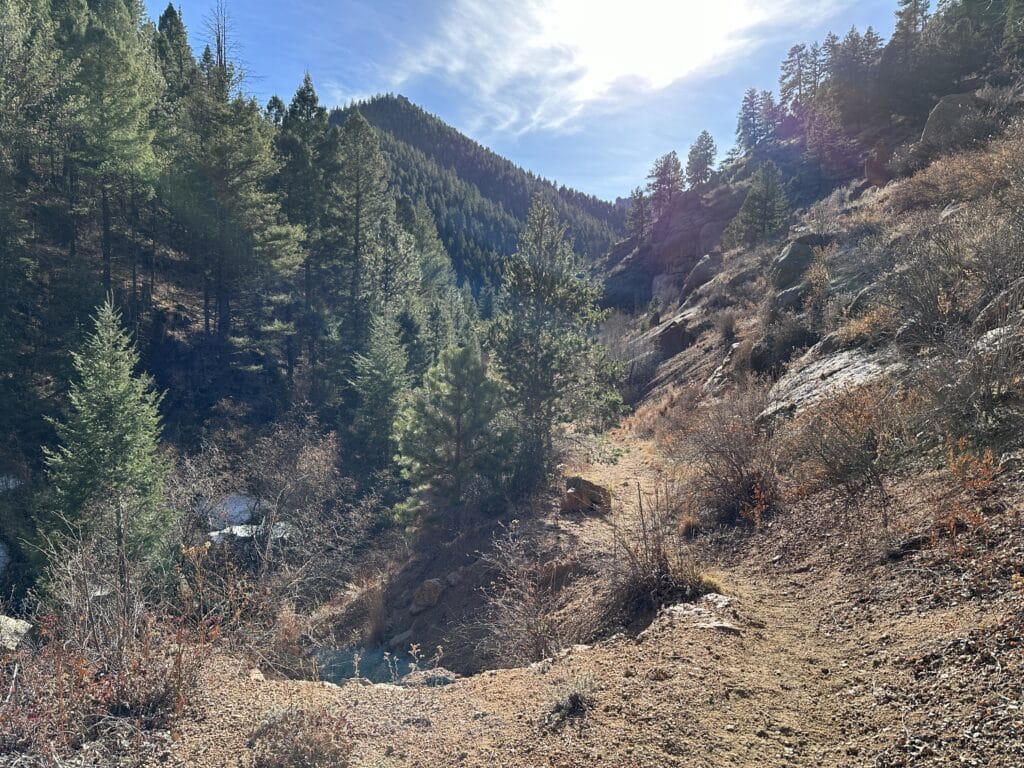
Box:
[602,185,745,310]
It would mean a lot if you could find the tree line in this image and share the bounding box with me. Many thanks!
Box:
[0,0,622,584]
[623,0,1024,252]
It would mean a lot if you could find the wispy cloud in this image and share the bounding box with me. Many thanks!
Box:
[392,0,851,137]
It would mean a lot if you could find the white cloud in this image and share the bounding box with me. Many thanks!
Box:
[393,0,849,136]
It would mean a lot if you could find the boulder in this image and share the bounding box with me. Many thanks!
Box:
[560,476,612,515]
[703,342,741,396]
[771,282,809,312]
[0,615,31,651]
[771,242,816,289]
[682,252,722,296]
[921,91,982,147]
[410,579,444,614]
[654,316,692,357]
[763,346,908,419]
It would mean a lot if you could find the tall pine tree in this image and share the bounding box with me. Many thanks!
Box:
[489,195,621,492]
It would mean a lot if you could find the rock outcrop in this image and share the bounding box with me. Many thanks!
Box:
[921,91,982,147]
[682,252,722,296]
[770,234,830,289]
[411,579,444,614]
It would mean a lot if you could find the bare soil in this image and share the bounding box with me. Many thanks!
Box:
[167,431,1024,768]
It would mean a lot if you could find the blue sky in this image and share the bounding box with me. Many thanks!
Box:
[145,0,896,201]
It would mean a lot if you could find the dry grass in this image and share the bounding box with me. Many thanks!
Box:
[781,383,917,516]
[248,706,354,768]
[602,483,709,625]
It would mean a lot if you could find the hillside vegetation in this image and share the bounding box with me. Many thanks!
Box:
[335,95,624,294]
[2,1,1024,767]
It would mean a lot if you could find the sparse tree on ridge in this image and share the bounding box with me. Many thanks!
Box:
[686,130,717,188]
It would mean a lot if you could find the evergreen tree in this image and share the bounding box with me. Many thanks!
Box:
[722,162,790,247]
[155,3,195,100]
[646,151,684,223]
[274,74,329,378]
[320,110,392,411]
[65,0,163,293]
[44,299,169,549]
[352,315,409,472]
[685,130,717,188]
[759,90,781,140]
[625,186,651,240]
[779,44,809,111]
[489,195,621,492]
[395,342,503,503]
[736,87,763,150]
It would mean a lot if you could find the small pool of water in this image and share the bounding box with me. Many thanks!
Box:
[315,646,405,684]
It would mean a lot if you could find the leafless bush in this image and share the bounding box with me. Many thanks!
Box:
[171,420,378,671]
[676,387,782,528]
[804,187,846,233]
[602,483,707,625]
[247,707,353,768]
[781,383,917,518]
[0,532,205,762]
[475,522,567,666]
[600,310,659,404]
[715,310,737,346]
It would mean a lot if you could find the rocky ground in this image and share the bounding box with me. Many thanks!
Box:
[159,432,1024,768]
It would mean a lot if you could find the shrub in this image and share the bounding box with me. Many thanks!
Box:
[476,522,569,666]
[715,310,738,346]
[676,388,782,527]
[248,707,354,768]
[0,536,205,761]
[782,383,915,513]
[603,483,708,623]
[836,305,898,346]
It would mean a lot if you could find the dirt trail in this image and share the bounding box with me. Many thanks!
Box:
[170,432,907,768]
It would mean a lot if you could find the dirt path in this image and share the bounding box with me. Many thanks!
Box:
[169,432,904,768]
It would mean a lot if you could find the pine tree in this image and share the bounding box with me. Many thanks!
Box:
[275,73,329,377]
[320,110,392,411]
[736,87,763,150]
[759,90,781,141]
[645,151,684,223]
[155,3,195,100]
[625,186,651,240]
[65,0,163,294]
[395,342,503,503]
[352,315,409,471]
[779,44,808,111]
[45,299,169,549]
[722,162,790,247]
[489,195,621,492]
[685,130,717,188]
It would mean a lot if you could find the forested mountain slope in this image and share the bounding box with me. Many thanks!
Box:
[332,95,624,293]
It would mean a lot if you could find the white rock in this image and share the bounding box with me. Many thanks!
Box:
[0,616,31,651]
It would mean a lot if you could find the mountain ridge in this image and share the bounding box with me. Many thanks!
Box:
[331,94,625,291]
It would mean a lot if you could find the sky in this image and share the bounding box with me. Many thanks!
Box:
[145,0,897,201]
